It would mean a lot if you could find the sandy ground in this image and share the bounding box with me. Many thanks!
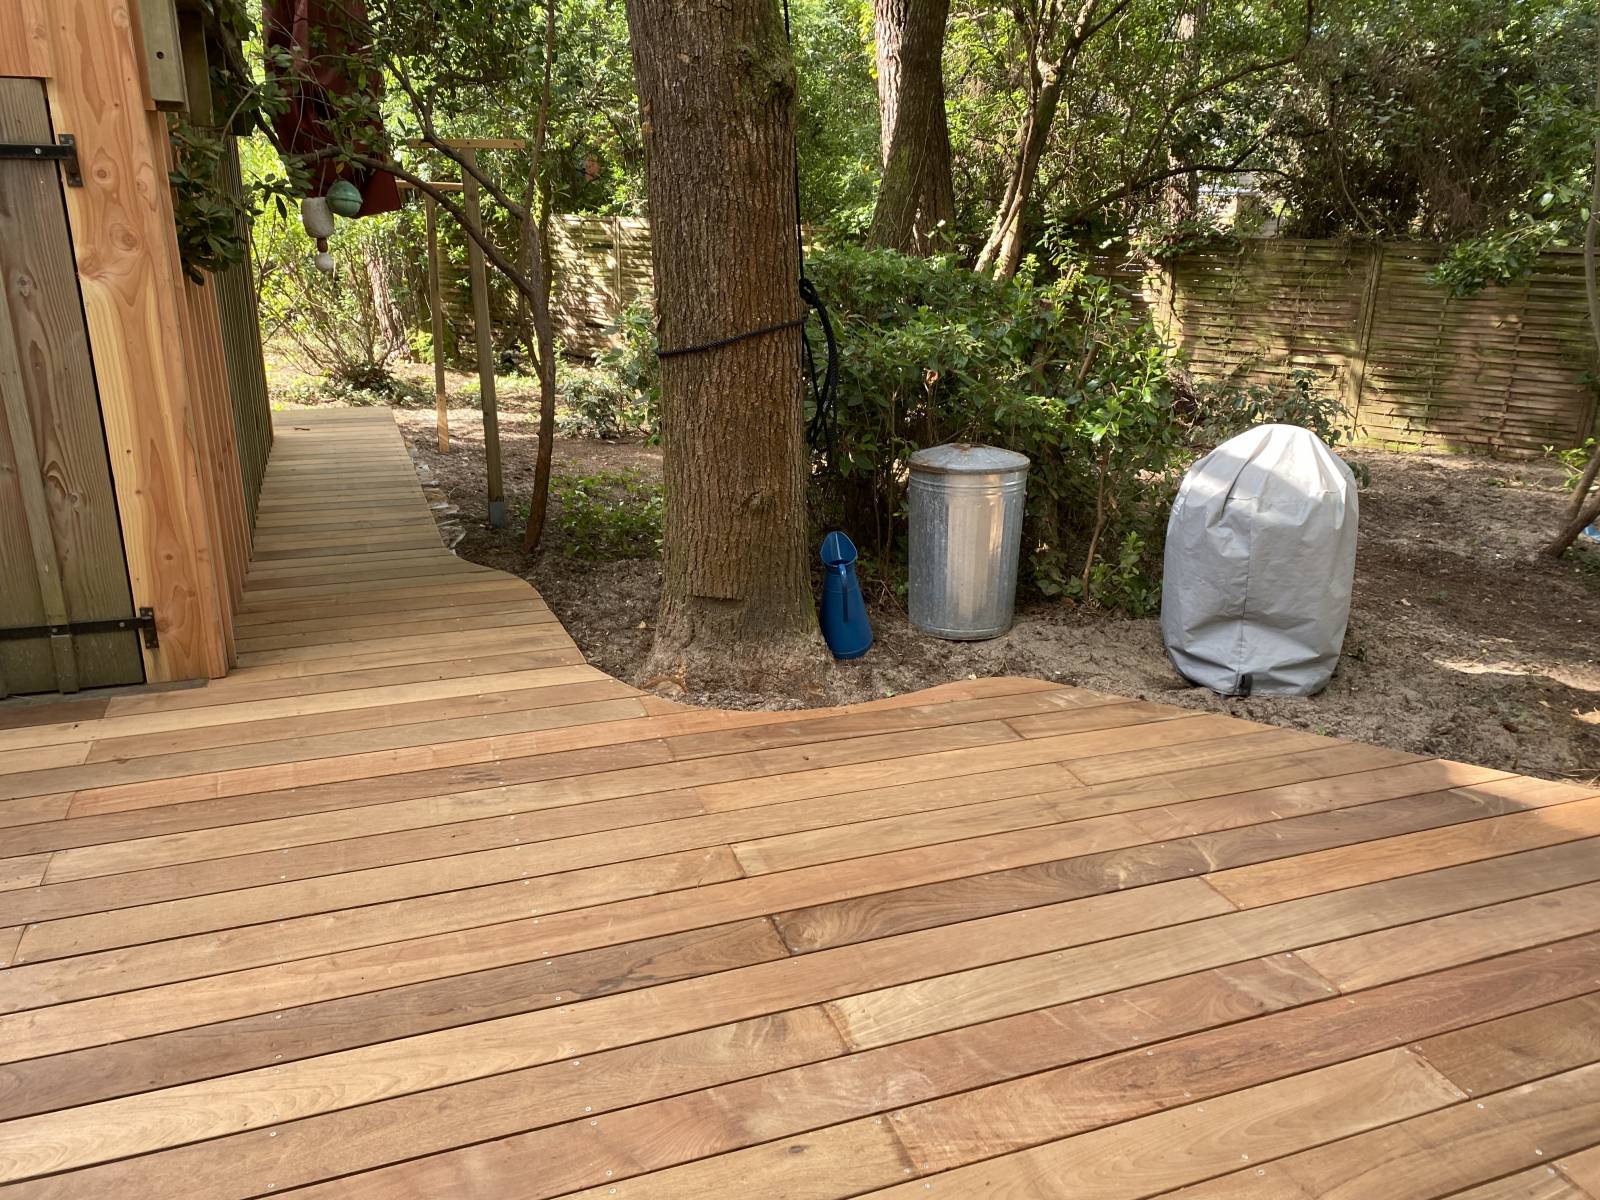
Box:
[282,366,1600,784]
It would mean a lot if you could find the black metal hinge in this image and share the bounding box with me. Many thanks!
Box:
[0,134,82,187]
[0,608,158,649]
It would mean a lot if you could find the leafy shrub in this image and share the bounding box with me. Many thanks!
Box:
[556,300,661,441]
[804,247,1368,613]
[1548,437,1599,491]
[804,245,1185,613]
[550,469,664,559]
[1186,369,1369,486]
[557,362,648,439]
[250,175,414,392]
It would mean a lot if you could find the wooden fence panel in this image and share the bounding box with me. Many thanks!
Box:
[551,215,652,356]
[1164,240,1372,402]
[553,223,1598,455]
[1357,247,1595,454]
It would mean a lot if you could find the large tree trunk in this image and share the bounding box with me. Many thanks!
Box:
[866,0,955,254]
[624,0,825,691]
[1546,20,1600,559]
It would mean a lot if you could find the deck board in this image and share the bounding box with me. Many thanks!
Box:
[1,407,1598,1197]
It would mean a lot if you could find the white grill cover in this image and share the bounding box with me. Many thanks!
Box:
[1161,424,1358,697]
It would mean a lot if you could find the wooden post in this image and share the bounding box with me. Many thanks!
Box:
[461,148,506,527]
[424,194,449,452]
[1342,243,1384,435]
[611,213,624,315]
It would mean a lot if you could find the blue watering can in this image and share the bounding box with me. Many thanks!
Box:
[818,531,872,660]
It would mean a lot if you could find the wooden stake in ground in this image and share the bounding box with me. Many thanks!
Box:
[460,148,506,527]
[423,194,449,453]
[624,0,826,692]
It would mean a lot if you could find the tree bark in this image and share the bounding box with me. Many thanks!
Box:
[624,0,825,690]
[364,247,408,361]
[975,59,1064,277]
[1545,18,1600,559]
[1161,3,1207,225]
[866,0,955,254]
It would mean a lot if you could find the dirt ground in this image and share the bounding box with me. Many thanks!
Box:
[280,361,1600,784]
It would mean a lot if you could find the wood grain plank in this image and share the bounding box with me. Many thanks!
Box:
[1417,992,1600,1096]
[1208,787,1600,908]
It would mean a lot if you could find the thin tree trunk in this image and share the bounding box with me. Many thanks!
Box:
[976,62,1063,277]
[1161,3,1207,224]
[976,0,1128,279]
[522,0,560,553]
[866,0,955,254]
[624,0,825,691]
[1545,19,1600,558]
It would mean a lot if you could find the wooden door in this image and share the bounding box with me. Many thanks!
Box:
[0,78,143,695]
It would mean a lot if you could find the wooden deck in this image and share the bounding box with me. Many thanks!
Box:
[2,407,1599,1198]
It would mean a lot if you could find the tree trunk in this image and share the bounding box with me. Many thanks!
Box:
[975,61,1063,278]
[365,247,408,361]
[624,0,825,691]
[866,0,955,254]
[1161,4,1207,225]
[1545,19,1600,559]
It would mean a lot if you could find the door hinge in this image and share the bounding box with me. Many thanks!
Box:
[0,607,158,649]
[0,134,82,187]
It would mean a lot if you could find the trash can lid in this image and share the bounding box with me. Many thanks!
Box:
[908,443,1031,475]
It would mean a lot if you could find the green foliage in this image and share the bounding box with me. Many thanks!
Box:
[805,245,1186,612]
[1187,370,1368,485]
[790,0,879,236]
[1274,0,1596,241]
[1548,438,1600,491]
[807,247,1372,612]
[252,193,414,389]
[556,361,649,439]
[550,469,664,559]
[167,119,253,282]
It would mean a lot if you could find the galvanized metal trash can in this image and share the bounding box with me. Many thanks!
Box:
[907,443,1030,640]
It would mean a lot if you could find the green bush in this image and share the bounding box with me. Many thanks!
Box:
[556,300,661,441]
[557,362,647,440]
[805,245,1185,613]
[550,469,664,559]
[1186,369,1369,486]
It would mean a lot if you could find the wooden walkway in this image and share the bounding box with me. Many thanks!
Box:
[1,407,1599,1198]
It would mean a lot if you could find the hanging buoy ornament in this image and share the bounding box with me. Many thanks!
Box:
[326,179,363,218]
[300,195,335,239]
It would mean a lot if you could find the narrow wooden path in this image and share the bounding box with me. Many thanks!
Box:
[2,407,1599,1198]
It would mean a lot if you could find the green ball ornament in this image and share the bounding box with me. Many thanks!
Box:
[326,179,363,218]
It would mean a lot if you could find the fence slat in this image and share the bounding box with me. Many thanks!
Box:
[552,223,1598,454]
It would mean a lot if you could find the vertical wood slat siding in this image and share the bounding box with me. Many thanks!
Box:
[215,138,273,530]
[551,223,1598,455]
